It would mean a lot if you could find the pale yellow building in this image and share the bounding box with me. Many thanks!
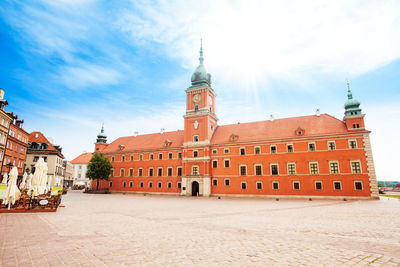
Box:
[0,89,12,171]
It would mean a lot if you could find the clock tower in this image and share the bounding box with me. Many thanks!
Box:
[181,41,217,196]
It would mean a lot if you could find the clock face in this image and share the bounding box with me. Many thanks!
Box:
[193,94,201,103]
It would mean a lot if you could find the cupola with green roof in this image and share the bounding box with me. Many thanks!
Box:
[96,123,107,144]
[190,39,212,87]
[344,81,362,116]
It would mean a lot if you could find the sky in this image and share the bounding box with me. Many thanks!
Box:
[0,0,399,180]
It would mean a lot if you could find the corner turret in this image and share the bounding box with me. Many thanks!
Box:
[94,123,108,152]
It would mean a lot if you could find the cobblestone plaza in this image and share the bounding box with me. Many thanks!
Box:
[1,191,399,266]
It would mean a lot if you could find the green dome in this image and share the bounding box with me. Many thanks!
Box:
[191,40,211,86]
[344,98,360,109]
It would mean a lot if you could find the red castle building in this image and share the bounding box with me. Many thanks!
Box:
[87,44,378,199]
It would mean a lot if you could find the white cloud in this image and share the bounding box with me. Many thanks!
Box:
[57,63,123,89]
[117,0,400,88]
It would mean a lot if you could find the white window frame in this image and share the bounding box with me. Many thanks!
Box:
[224,159,230,168]
[270,145,277,154]
[270,163,279,175]
[241,181,247,190]
[212,179,218,186]
[333,181,342,190]
[212,159,218,168]
[157,167,163,177]
[177,167,182,176]
[239,164,247,176]
[240,147,246,155]
[328,141,336,151]
[193,135,199,142]
[254,164,263,176]
[129,181,133,188]
[329,161,340,174]
[272,181,279,190]
[315,181,323,190]
[193,150,198,158]
[254,146,261,155]
[224,178,230,186]
[349,139,357,149]
[129,168,134,177]
[167,181,172,188]
[120,168,125,177]
[224,148,230,154]
[212,149,217,154]
[287,162,296,175]
[309,161,319,175]
[148,167,154,177]
[350,160,362,174]
[308,142,316,151]
[354,180,363,190]
[293,181,300,190]
[287,144,294,153]
[192,165,199,175]
[256,181,263,190]
[138,168,143,177]
[167,167,173,176]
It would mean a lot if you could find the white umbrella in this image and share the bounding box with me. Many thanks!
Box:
[47,175,53,188]
[30,158,48,196]
[19,172,28,190]
[3,167,21,209]
[1,173,7,184]
[26,173,33,190]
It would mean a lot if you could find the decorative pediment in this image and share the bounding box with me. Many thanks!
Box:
[229,134,239,142]
[295,127,305,136]
[118,144,126,150]
[164,139,172,147]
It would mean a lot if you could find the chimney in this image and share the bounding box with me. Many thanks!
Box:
[0,89,4,100]
[160,128,165,134]
[270,114,274,122]
[134,131,138,137]
[316,108,321,117]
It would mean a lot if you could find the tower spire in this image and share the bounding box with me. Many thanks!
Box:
[347,80,353,100]
[199,38,204,64]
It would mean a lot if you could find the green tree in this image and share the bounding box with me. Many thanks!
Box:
[86,153,113,191]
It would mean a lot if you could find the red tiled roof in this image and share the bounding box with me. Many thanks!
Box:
[103,130,184,153]
[28,131,57,151]
[211,114,354,144]
[70,152,93,164]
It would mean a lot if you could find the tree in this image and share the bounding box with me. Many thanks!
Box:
[86,153,113,191]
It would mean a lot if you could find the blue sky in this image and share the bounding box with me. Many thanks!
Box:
[1,0,399,180]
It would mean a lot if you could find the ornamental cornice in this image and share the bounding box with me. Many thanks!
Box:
[183,140,210,147]
[182,156,211,162]
[183,111,218,121]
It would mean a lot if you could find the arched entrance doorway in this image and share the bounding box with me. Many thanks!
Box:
[192,181,199,196]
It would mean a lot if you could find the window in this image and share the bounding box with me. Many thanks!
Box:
[120,168,125,177]
[159,153,163,160]
[255,165,262,176]
[167,167,172,176]
[224,179,230,186]
[149,168,154,176]
[130,155,134,161]
[309,162,319,174]
[140,182,144,188]
[334,181,342,190]
[349,140,357,149]
[111,156,115,162]
[110,181,113,187]
[272,181,279,190]
[240,165,247,176]
[192,166,199,175]
[224,148,229,154]
[33,156,39,162]
[212,179,218,186]
[212,160,218,168]
[158,182,162,188]
[193,151,198,158]
[270,145,276,154]
[241,181,247,190]
[293,181,300,190]
[271,164,279,175]
[129,168,133,177]
[177,182,181,189]
[178,152,182,159]
[167,182,172,188]
[177,167,182,176]
[111,168,115,176]
[123,181,126,188]
[138,168,143,177]
[194,105,199,112]
[287,145,293,153]
[309,143,316,151]
[351,161,361,174]
[355,181,363,190]
[256,181,262,190]
[122,155,125,162]
[212,149,217,154]
[255,147,261,155]
[330,162,339,174]
[158,167,163,176]
[168,152,172,159]
[139,154,143,161]
[149,182,153,188]
[150,154,154,160]
[240,148,245,155]
[193,135,199,142]
[224,159,230,168]
[328,141,336,150]
[129,181,133,188]
[287,163,296,175]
